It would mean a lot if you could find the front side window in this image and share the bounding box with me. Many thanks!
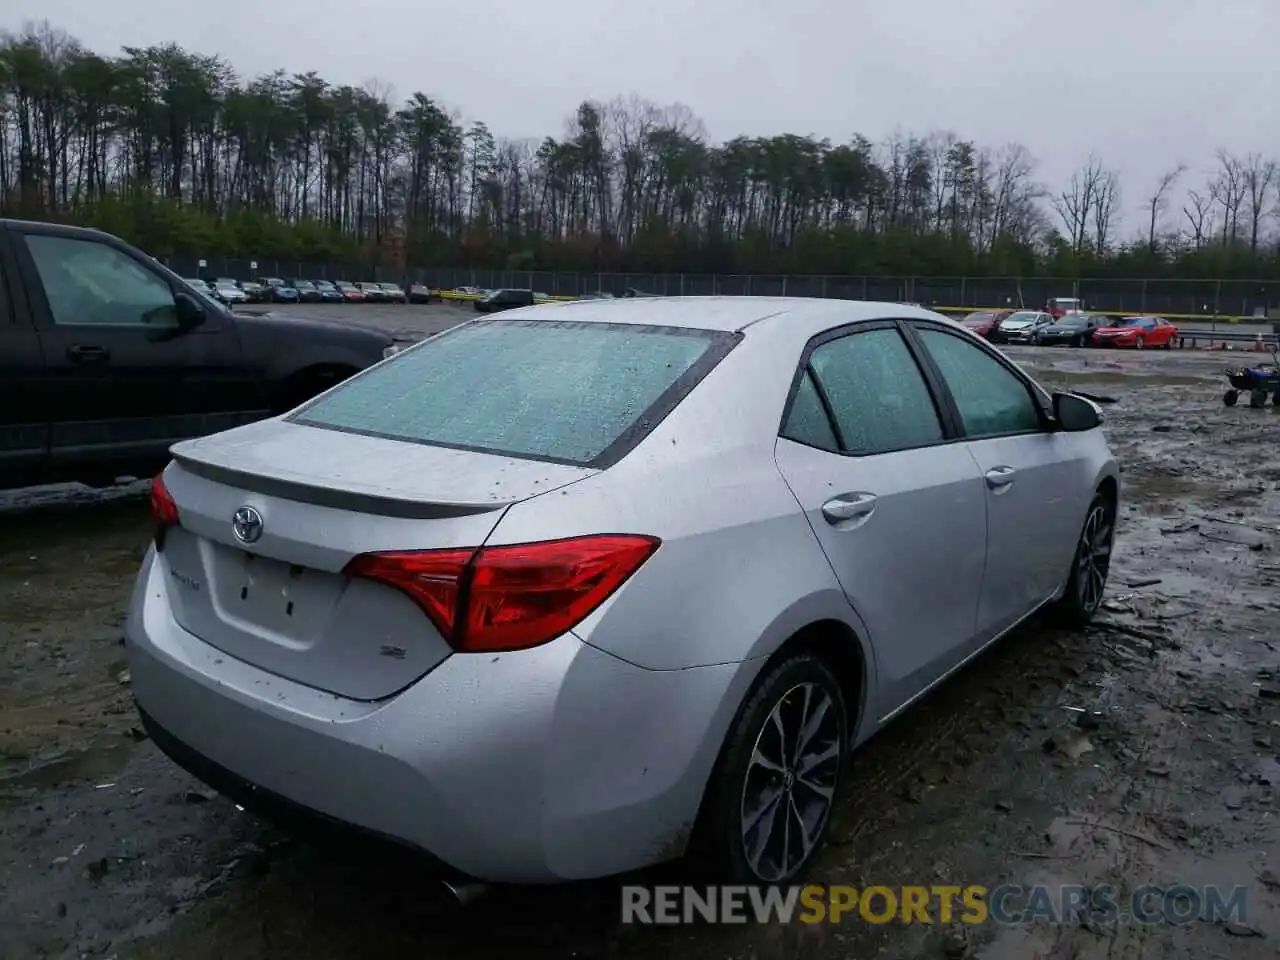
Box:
[23,234,178,328]
[915,328,1043,438]
[805,328,944,455]
[293,319,735,466]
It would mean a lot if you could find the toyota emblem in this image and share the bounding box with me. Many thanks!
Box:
[232,505,264,544]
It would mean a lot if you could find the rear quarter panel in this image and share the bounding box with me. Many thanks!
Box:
[484,326,882,846]
[482,319,877,677]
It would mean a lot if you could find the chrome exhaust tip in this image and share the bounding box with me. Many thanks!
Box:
[440,877,489,906]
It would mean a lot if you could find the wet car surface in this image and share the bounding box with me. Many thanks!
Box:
[3,308,1280,959]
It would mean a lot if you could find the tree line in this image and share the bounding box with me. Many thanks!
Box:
[1,21,1278,280]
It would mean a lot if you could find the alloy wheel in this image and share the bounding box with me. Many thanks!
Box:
[740,682,841,882]
[1075,503,1114,615]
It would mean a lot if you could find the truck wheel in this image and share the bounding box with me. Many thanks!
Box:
[273,365,359,414]
[1224,389,1239,406]
[1250,389,1267,408]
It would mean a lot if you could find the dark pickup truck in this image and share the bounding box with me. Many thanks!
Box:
[0,219,394,490]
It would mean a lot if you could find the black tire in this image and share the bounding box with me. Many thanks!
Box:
[1224,389,1239,406]
[272,366,358,414]
[1052,492,1115,628]
[1273,392,1280,406]
[1134,335,1145,349]
[1249,389,1267,409]
[692,652,848,885]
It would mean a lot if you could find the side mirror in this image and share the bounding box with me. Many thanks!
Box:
[174,292,207,331]
[1053,392,1102,432]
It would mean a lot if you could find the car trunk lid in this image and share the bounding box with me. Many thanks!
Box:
[157,418,596,700]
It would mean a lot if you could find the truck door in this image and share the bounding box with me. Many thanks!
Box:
[0,227,50,484]
[8,222,246,479]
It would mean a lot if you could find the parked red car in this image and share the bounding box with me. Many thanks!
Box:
[1091,316,1178,349]
[960,310,1011,340]
[334,281,366,303]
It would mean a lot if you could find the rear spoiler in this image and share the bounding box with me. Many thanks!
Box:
[171,453,513,520]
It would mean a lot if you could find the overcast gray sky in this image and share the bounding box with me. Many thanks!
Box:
[6,0,1277,234]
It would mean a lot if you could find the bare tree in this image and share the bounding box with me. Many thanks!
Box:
[988,143,1041,243]
[1053,157,1110,254]
[927,131,957,229]
[606,95,658,244]
[1091,169,1121,254]
[1144,164,1186,247]
[1239,153,1277,254]
[1210,150,1245,246]
[1182,188,1214,248]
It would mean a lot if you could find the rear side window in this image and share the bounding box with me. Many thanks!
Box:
[806,328,944,454]
[292,319,737,466]
[781,371,838,451]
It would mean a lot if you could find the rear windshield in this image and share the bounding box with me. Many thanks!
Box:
[290,319,738,467]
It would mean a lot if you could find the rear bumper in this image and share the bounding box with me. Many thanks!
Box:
[137,703,476,881]
[125,546,737,883]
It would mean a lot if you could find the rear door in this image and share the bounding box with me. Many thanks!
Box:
[772,321,988,714]
[9,223,248,473]
[905,321,1086,638]
[0,227,50,482]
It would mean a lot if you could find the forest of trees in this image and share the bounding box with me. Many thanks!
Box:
[1,21,1278,279]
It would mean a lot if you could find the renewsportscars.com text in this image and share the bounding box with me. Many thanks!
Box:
[621,884,1249,926]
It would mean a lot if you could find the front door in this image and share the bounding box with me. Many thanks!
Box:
[10,225,245,475]
[0,234,49,482]
[907,323,1086,639]
[772,322,988,715]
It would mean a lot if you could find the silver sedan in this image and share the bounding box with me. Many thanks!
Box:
[126,297,1119,887]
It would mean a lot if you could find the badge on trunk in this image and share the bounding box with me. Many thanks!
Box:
[232,506,264,544]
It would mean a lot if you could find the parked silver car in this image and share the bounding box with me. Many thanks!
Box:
[126,297,1119,888]
[994,310,1054,344]
[211,279,248,304]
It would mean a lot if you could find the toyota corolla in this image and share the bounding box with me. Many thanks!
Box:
[126,297,1119,888]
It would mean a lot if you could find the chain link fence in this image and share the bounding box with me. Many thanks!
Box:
[163,257,1280,318]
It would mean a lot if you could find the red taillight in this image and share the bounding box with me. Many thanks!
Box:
[343,534,660,653]
[343,547,475,640]
[150,471,179,548]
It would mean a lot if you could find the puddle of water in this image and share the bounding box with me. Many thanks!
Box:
[0,740,136,789]
[1041,369,1208,387]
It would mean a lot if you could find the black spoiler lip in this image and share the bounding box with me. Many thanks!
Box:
[170,453,512,520]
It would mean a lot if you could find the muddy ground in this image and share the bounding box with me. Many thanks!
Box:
[2,342,1280,959]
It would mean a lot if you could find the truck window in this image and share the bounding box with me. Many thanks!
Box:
[22,234,179,329]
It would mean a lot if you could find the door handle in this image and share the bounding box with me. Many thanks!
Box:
[67,345,110,364]
[822,492,878,524]
[985,466,1016,489]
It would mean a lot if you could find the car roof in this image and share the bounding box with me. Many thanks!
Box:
[516,295,950,333]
